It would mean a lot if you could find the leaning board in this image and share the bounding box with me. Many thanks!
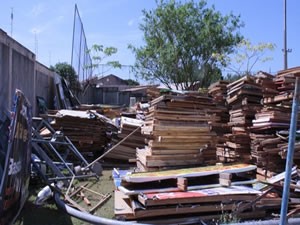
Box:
[123,163,256,183]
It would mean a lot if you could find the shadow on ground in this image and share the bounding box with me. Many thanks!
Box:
[15,200,74,225]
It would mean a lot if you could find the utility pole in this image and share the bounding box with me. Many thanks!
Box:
[283,0,291,69]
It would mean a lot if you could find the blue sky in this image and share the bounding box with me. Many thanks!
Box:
[0,0,299,81]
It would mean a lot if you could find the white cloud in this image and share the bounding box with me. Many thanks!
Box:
[128,19,134,27]
[29,3,45,17]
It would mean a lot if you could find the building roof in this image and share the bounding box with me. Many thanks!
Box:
[94,74,128,87]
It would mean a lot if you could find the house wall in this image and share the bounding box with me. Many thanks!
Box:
[78,85,147,106]
[77,86,93,105]
[35,62,55,110]
[0,29,55,115]
[0,42,9,111]
[96,74,128,86]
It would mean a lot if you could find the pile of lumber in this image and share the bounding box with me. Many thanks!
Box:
[255,71,278,99]
[226,76,262,108]
[250,73,285,176]
[250,133,285,177]
[217,76,263,163]
[104,117,145,161]
[146,86,162,100]
[208,81,230,142]
[208,80,229,107]
[217,134,251,163]
[251,106,292,131]
[279,139,300,160]
[139,94,219,171]
[264,68,296,105]
[48,110,118,154]
[250,68,300,176]
[113,163,285,223]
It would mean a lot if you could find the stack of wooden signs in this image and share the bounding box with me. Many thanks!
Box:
[217,76,263,163]
[139,94,220,171]
[113,163,286,223]
[208,81,231,143]
[47,109,118,155]
[105,117,144,161]
[250,68,300,177]
[208,80,229,106]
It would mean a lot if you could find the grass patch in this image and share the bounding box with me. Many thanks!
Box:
[14,169,116,225]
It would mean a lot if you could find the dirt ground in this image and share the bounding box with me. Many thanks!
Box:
[14,169,117,225]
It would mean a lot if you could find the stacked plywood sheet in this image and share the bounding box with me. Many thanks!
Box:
[139,94,219,171]
[146,86,162,100]
[217,134,252,163]
[113,163,280,222]
[208,80,229,106]
[104,117,145,161]
[254,71,278,97]
[251,106,292,131]
[250,133,285,177]
[217,76,263,163]
[279,142,300,159]
[250,72,288,176]
[226,76,262,108]
[263,67,300,105]
[48,110,118,154]
[250,68,300,177]
[208,81,230,142]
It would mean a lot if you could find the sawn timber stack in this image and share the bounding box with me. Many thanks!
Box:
[139,94,220,171]
[217,76,263,163]
[251,68,300,177]
[105,117,145,161]
[47,109,118,155]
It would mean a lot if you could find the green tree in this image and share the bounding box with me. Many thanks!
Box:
[129,0,243,90]
[87,44,122,76]
[125,79,140,86]
[224,39,276,77]
[50,62,81,94]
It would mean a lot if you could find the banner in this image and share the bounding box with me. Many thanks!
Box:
[0,89,32,225]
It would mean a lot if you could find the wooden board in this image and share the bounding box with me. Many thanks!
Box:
[123,163,257,183]
[138,185,261,207]
[114,190,135,220]
[132,201,250,219]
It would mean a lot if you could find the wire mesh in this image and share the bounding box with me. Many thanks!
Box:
[71,4,92,82]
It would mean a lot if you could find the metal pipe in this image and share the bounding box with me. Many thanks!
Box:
[283,0,287,69]
[85,126,141,169]
[54,192,151,225]
[225,218,300,225]
[48,174,96,181]
[280,77,300,224]
[55,190,300,225]
[65,136,89,166]
[32,139,70,145]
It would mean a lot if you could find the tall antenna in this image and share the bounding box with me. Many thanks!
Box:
[10,7,13,37]
[34,31,38,59]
